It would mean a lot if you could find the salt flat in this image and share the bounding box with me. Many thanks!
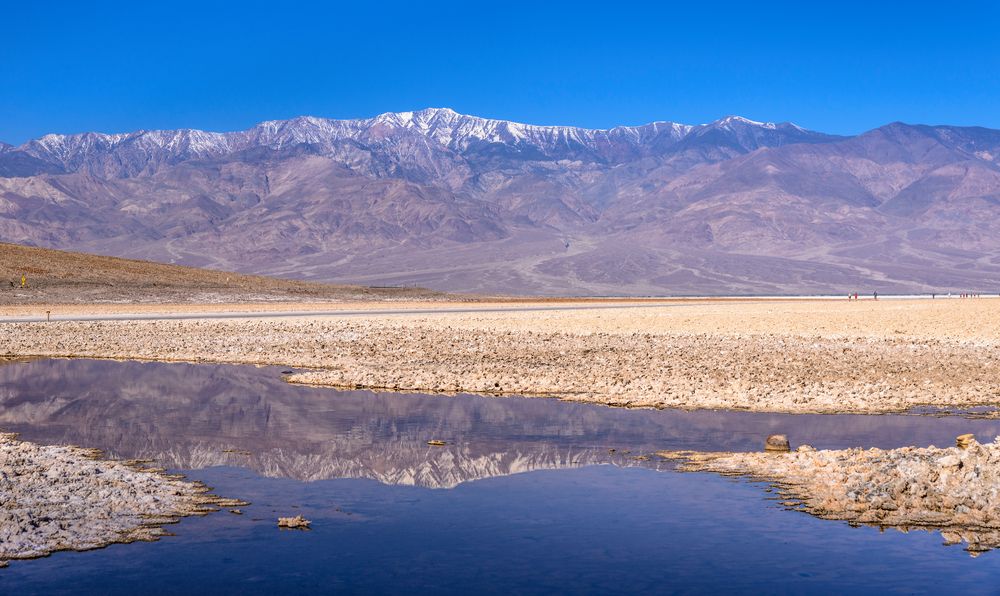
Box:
[0,432,242,567]
[2,297,997,415]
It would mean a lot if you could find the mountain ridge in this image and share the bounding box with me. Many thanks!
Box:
[1,108,999,295]
[0,108,832,176]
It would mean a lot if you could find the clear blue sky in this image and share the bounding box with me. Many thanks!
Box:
[2,0,999,144]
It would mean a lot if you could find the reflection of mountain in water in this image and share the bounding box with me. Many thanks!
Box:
[2,359,1000,488]
[162,443,618,489]
[0,359,658,488]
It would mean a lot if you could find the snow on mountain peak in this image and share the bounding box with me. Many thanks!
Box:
[709,115,777,130]
[5,108,833,177]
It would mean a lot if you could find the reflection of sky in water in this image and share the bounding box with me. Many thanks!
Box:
[1,359,999,591]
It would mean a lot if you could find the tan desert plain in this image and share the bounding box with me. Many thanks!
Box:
[2,241,1000,563]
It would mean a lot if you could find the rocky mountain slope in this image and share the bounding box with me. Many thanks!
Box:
[2,108,999,295]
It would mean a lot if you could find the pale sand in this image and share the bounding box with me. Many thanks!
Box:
[660,436,1000,556]
[0,298,997,414]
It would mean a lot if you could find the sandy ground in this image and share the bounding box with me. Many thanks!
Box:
[660,436,1000,556]
[0,432,243,566]
[0,297,997,414]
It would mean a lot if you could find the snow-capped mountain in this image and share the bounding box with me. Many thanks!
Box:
[2,108,832,179]
[2,109,1000,295]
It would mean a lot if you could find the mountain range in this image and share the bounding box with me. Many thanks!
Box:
[2,107,999,295]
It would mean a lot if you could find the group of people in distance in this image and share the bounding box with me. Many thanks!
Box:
[846,291,988,300]
[863,292,992,300]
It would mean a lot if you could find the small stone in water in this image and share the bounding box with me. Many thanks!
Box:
[765,434,790,452]
[277,515,311,529]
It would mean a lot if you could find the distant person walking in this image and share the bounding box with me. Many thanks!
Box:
[873,290,878,300]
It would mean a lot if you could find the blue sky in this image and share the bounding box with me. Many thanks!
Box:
[2,0,999,143]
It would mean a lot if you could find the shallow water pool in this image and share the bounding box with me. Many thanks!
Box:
[1,358,999,594]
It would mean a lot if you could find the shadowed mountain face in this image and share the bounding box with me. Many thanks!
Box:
[3,359,1000,489]
[2,109,999,294]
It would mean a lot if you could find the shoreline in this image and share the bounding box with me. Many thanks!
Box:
[4,354,993,417]
[0,299,997,416]
[660,437,1000,556]
[0,432,244,567]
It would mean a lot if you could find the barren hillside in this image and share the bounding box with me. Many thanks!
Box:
[0,242,443,304]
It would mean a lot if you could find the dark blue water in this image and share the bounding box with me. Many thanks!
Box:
[1,359,1000,594]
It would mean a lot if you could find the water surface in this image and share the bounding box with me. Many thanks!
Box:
[1,359,999,594]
